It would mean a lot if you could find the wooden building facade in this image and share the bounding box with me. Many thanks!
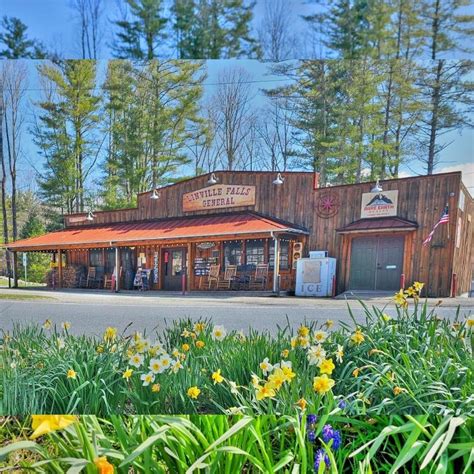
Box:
[6,171,473,297]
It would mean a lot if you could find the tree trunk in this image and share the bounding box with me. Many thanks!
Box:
[380,62,394,179]
[427,60,443,175]
[0,93,11,277]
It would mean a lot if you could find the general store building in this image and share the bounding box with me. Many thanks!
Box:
[5,171,473,297]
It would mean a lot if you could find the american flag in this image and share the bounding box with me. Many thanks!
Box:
[422,206,449,246]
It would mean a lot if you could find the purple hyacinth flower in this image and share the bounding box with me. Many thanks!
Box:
[306,414,317,426]
[322,424,342,451]
[331,430,342,451]
[322,424,334,441]
[338,399,347,410]
[307,429,316,443]
[314,448,330,471]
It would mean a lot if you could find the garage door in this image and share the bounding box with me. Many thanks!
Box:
[349,236,404,291]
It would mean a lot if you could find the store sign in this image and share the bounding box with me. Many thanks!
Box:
[197,242,216,250]
[361,190,398,218]
[67,215,88,224]
[183,184,256,212]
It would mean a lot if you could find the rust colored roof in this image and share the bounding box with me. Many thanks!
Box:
[337,217,418,233]
[6,212,308,251]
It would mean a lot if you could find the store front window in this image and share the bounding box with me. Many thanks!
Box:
[269,240,290,271]
[246,240,265,267]
[224,241,242,268]
[89,249,103,267]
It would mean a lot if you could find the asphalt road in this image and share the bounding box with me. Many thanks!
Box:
[0,289,472,336]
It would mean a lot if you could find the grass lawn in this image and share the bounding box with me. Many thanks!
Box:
[0,277,46,288]
[0,294,55,301]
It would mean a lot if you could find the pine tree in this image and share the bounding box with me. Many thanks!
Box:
[0,16,47,59]
[112,0,167,60]
[171,0,258,59]
[33,61,100,214]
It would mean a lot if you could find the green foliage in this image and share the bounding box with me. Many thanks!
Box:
[1,301,472,416]
[0,16,47,59]
[101,59,205,208]
[33,60,101,214]
[0,414,472,472]
[112,0,168,60]
[171,0,259,59]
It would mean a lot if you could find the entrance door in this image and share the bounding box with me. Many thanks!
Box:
[163,248,187,290]
[349,235,404,291]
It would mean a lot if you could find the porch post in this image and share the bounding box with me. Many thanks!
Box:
[272,236,280,294]
[12,251,18,288]
[57,249,63,288]
[115,246,120,292]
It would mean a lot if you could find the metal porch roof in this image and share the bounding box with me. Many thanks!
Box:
[6,212,308,251]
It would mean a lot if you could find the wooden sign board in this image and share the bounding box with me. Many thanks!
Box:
[361,190,398,218]
[183,184,256,212]
[67,215,88,224]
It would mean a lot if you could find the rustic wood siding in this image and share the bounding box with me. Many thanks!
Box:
[64,171,470,297]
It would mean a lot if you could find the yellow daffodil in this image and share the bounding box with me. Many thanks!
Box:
[187,386,201,399]
[96,345,104,354]
[61,321,71,330]
[151,383,161,393]
[318,358,335,375]
[351,329,365,345]
[413,281,424,293]
[281,349,290,358]
[382,313,391,322]
[267,368,287,390]
[466,318,474,329]
[325,319,334,329]
[43,319,52,330]
[313,374,335,394]
[352,368,360,378]
[103,327,117,342]
[281,364,296,381]
[30,415,77,440]
[94,456,114,474]
[67,369,77,379]
[256,383,276,401]
[212,369,224,384]
[394,289,408,307]
[195,340,205,349]
[251,374,260,388]
[182,343,190,351]
[296,398,307,411]
[193,322,205,334]
[122,368,133,379]
[393,386,405,396]
[297,325,310,337]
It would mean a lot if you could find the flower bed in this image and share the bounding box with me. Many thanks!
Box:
[1,285,472,417]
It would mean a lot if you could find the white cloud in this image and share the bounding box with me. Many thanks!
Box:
[437,162,474,192]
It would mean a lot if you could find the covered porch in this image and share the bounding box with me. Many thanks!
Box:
[5,212,308,294]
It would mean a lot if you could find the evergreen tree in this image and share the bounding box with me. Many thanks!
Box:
[33,61,100,214]
[0,16,47,59]
[112,0,167,60]
[171,0,258,59]
[101,60,205,208]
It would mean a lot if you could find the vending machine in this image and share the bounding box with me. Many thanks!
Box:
[295,252,336,297]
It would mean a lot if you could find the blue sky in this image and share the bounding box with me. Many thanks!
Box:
[2,1,473,193]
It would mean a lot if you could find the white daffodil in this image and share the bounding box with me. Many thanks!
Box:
[212,325,227,341]
[129,353,144,368]
[259,357,274,376]
[307,344,326,366]
[140,371,155,386]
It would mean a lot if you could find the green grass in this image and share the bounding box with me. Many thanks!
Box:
[1,297,472,417]
[0,294,54,301]
[0,277,45,287]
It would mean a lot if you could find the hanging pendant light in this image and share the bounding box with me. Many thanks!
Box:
[86,210,95,221]
[371,179,383,193]
[150,188,160,200]
[273,173,284,185]
[208,172,218,185]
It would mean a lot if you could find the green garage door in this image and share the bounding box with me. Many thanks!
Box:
[349,235,404,291]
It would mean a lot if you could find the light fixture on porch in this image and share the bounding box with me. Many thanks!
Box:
[150,188,160,200]
[273,173,284,185]
[86,210,95,221]
[208,173,219,185]
[371,179,383,193]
